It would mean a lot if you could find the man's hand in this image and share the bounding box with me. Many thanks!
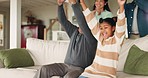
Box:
[57,0,65,6]
[80,0,85,4]
[68,0,76,4]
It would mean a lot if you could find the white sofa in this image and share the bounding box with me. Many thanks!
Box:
[0,36,148,78]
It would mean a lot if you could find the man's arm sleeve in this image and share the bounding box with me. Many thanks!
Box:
[58,5,77,38]
[72,3,97,44]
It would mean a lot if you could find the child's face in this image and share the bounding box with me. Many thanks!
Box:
[99,22,115,40]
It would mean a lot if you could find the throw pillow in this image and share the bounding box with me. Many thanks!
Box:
[124,45,148,75]
[0,48,34,68]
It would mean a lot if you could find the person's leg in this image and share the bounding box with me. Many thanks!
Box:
[34,63,68,78]
[64,65,84,78]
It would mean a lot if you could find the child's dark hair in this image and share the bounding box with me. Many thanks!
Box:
[113,16,117,23]
[93,0,111,12]
[99,17,116,27]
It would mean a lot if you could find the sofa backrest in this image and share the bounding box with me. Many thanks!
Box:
[26,35,148,71]
[26,38,69,65]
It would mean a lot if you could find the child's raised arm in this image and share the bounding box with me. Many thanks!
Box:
[115,0,126,38]
[80,0,87,11]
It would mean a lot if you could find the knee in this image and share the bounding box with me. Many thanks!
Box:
[40,65,52,74]
[64,71,82,78]
[40,65,47,71]
[64,74,81,78]
[64,74,71,78]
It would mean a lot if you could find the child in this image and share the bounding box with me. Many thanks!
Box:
[78,0,127,78]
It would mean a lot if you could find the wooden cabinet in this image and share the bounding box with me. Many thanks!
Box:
[21,25,45,48]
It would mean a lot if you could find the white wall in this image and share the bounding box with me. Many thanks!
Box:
[108,0,133,16]
[22,5,58,27]
[32,5,58,27]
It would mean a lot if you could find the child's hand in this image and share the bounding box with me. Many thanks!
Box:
[117,0,125,13]
[117,0,126,7]
[57,0,65,6]
[80,0,85,4]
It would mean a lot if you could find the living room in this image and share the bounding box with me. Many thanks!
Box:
[0,0,148,78]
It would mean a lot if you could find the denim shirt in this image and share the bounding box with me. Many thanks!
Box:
[125,0,148,37]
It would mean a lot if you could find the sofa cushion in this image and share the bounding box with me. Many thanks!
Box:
[124,45,148,75]
[0,68,36,78]
[0,48,34,68]
[134,35,148,51]
[26,38,69,65]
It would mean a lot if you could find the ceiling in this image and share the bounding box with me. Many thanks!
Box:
[0,0,57,10]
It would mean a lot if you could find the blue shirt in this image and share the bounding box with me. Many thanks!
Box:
[125,0,148,37]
